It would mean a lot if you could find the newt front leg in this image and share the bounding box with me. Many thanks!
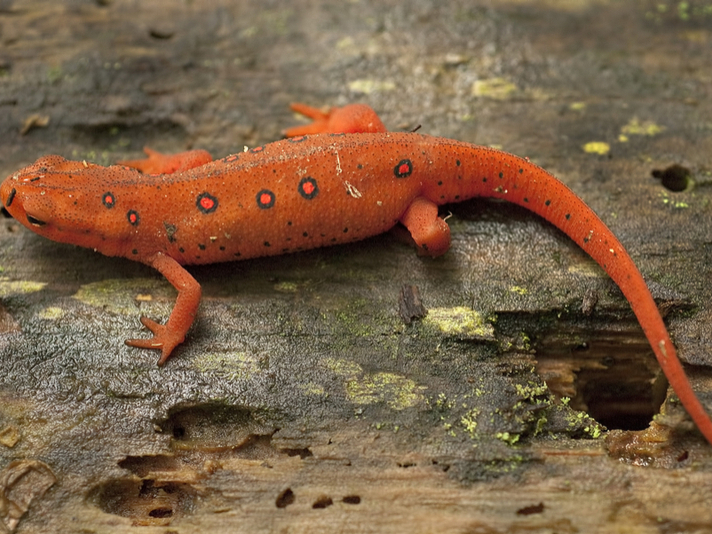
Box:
[125,252,202,365]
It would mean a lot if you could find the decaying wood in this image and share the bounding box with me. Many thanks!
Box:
[1,1,712,532]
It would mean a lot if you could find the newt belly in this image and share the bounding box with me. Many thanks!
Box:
[2,103,711,445]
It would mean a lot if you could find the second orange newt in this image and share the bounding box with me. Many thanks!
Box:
[2,103,711,444]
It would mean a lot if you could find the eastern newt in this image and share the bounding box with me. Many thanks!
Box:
[2,103,711,444]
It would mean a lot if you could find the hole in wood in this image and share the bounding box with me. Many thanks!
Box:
[156,403,276,452]
[536,326,665,432]
[283,447,313,459]
[651,164,691,192]
[148,507,173,518]
[87,478,196,526]
[275,488,295,508]
[312,495,333,509]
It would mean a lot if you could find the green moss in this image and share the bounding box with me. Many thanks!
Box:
[330,297,379,337]
[495,432,520,445]
[514,383,549,401]
[460,407,481,437]
[509,285,528,296]
[567,410,605,439]
[433,392,454,410]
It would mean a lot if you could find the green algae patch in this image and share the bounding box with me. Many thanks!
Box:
[273,281,298,293]
[0,278,46,296]
[38,307,65,320]
[324,357,363,378]
[620,116,665,138]
[658,191,690,209]
[333,308,374,337]
[509,286,528,296]
[345,372,425,410]
[324,358,425,410]
[424,307,495,340]
[192,352,263,381]
[348,79,396,94]
[73,278,174,315]
[299,382,326,396]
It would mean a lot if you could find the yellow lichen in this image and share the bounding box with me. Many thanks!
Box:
[0,278,46,296]
[345,372,425,410]
[472,78,518,99]
[582,142,610,155]
[424,307,494,339]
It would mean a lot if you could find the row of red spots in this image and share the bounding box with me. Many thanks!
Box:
[256,176,321,210]
[102,190,221,230]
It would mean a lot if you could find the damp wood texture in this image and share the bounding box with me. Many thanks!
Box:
[1,1,712,533]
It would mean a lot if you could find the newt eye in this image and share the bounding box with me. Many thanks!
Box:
[26,214,47,227]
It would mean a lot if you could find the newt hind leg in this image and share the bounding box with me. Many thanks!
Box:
[284,103,387,136]
[119,147,212,174]
[399,197,451,257]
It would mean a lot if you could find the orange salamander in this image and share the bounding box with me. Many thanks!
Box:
[2,103,711,444]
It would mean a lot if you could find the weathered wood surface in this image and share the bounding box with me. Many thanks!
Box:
[1,1,712,532]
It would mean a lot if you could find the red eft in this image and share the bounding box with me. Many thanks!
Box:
[2,103,711,445]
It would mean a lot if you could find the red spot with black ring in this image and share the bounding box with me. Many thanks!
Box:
[102,192,116,209]
[127,210,140,226]
[197,192,218,214]
[256,189,276,209]
[298,177,319,200]
[394,159,413,178]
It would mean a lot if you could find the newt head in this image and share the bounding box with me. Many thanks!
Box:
[1,155,133,256]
